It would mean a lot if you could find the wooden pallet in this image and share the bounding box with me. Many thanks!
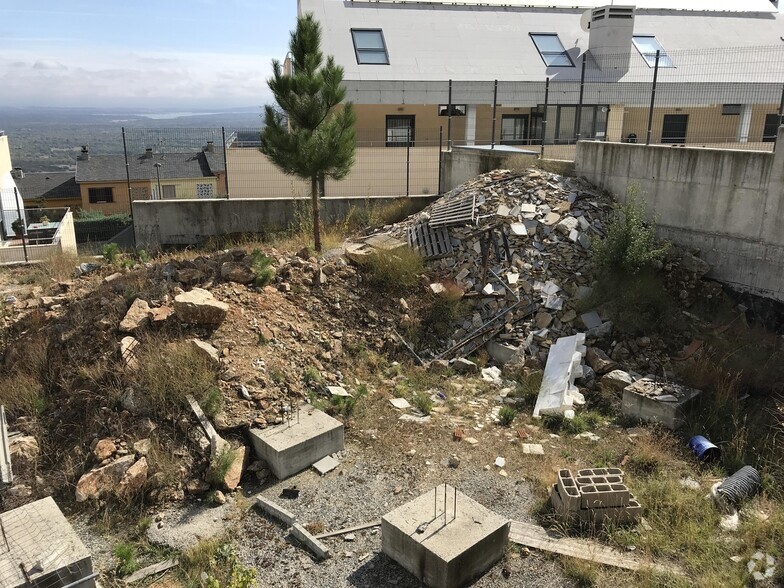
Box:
[407,222,453,259]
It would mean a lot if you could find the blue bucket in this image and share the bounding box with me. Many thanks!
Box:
[688,435,721,463]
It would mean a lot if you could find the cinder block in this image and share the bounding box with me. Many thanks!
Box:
[554,473,581,512]
[580,484,630,509]
[249,405,344,479]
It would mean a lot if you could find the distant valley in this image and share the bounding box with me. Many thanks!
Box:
[0,106,265,173]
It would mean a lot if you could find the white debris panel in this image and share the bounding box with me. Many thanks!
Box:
[533,333,586,419]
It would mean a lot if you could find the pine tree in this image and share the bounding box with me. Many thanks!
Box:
[260,13,356,252]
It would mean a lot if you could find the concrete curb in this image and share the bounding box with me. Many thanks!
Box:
[291,523,331,560]
[255,495,296,527]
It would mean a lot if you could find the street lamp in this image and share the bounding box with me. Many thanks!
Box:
[153,162,163,199]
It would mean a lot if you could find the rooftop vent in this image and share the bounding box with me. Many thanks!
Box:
[205,140,214,153]
[11,168,24,179]
[77,146,89,161]
[588,5,636,72]
[143,148,154,159]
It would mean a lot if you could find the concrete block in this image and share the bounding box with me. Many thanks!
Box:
[382,485,509,588]
[621,378,701,430]
[577,468,624,478]
[255,495,296,527]
[291,522,331,560]
[533,333,587,419]
[249,405,344,479]
[579,484,630,509]
[556,471,581,512]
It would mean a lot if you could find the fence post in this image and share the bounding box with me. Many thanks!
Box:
[406,127,411,197]
[775,84,784,153]
[646,50,661,146]
[447,79,453,149]
[541,78,550,159]
[574,54,587,142]
[13,188,28,263]
[438,126,443,194]
[221,126,230,198]
[491,80,498,149]
[122,127,132,216]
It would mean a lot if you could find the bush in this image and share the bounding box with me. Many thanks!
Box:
[498,406,517,427]
[102,242,121,265]
[330,383,368,420]
[74,212,132,243]
[592,186,668,275]
[113,542,139,577]
[412,391,434,415]
[207,446,237,487]
[248,249,275,287]
[363,246,423,292]
[0,372,44,418]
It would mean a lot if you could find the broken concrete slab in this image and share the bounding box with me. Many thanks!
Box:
[533,333,586,420]
[186,394,227,459]
[601,370,634,394]
[173,288,228,326]
[486,340,518,364]
[249,405,344,479]
[580,311,603,331]
[522,444,544,455]
[313,455,340,476]
[382,484,510,588]
[389,397,411,410]
[119,298,151,333]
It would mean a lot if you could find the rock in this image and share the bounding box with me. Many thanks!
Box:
[75,454,135,502]
[174,288,229,326]
[118,457,148,497]
[452,358,478,374]
[190,339,221,367]
[587,321,613,340]
[486,341,518,364]
[220,446,246,491]
[213,490,227,504]
[8,435,39,472]
[120,336,140,371]
[312,268,327,287]
[679,253,710,276]
[133,438,152,456]
[149,306,173,323]
[535,311,553,329]
[428,359,450,374]
[174,268,206,286]
[220,262,256,284]
[92,438,117,461]
[448,455,461,468]
[601,369,634,393]
[186,479,210,494]
[585,347,618,375]
[119,298,151,333]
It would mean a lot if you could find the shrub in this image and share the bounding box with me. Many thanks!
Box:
[113,542,139,577]
[0,372,44,417]
[330,383,368,420]
[207,446,237,487]
[412,391,434,415]
[102,242,121,265]
[302,366,322,387]
[248,249,275,287]
[363,246,423,292]
[498,406,517,427]
[74,212,132,243]
[592,186,668,275]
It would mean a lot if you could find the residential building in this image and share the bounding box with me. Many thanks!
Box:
[14,170,82,209]
[0,132,28,239]
[75,143,227,214]
[299,0,784,149]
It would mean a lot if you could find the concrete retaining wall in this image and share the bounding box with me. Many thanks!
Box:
[575,127,784,301]
[133,195,435,248]
[440,147,538,193]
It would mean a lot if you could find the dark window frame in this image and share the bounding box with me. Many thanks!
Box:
[529,33,574,68]
[550,104,609,144]
[632,35,675,68]
[385,115,415,148]
[722,104,742,116]
[763,113,780,143]
[88,186,114,203]
[661,114,689,144]
[350,29,390,65]
[438,104,467,117]
[500,114,530,145]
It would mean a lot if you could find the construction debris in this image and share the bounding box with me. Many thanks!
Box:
[551,468,642,526]
[533,333,586,419]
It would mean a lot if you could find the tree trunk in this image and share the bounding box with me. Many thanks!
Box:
[311,175,322,252]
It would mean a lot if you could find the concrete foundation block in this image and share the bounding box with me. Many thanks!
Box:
[249,406,344,479]
[382,485,509,588]
[621,378,701,430]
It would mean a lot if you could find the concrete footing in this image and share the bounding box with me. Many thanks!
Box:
[249,405,344,479]
[381,484,509,588]
[621,378,701,430]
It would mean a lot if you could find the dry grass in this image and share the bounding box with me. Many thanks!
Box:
[0,371,44,418]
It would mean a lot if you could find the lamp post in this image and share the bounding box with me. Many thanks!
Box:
[153,162,163,199]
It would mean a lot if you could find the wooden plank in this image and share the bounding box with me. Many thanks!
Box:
[1,406,13,485]
[509,520,678,575]
[124,559,178,584]
[315,520,381,539]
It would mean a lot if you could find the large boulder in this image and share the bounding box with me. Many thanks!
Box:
[222,446,246,491]
[173,288,229,326]
[118,457,148,497]
[75,454,135,502]
[8,435,39,473]
[119,298,151,333]
[220,262,256,285]
[600,369,634,394]
[189,339,221,367]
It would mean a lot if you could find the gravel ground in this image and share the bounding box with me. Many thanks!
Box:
[232,438,575,588]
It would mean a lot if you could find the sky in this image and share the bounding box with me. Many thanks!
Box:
[0,1,296,110]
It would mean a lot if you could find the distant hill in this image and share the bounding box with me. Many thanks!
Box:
[0,107,265,173]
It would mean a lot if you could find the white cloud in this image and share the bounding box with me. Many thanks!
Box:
[0,47,275,108]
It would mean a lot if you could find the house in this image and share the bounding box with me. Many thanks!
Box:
[75,143,227,214]
[299,0,784,150]
[0,132,28,239]
[14,170,82,209]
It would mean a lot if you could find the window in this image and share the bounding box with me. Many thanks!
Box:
[162,185,176,199]
[386,115,415,147]
[763,113,779,142]
[661,114,689,144]
[722,104,742,116]
[351,29,389,65]
[633,36,674,68]
[530,34,573,67]
[501,115,529,145]
[438,104,467,117]
[88,187,113,203]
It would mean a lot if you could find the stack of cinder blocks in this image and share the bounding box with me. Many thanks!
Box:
[551,468,642,525]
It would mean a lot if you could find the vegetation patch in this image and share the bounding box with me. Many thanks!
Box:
[363,246,424,292]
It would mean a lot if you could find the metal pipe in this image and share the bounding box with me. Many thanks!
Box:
[447,79,453,149]
[221,126,230,198]
[541,78,550,159]
[406,127,411,197]
[574,53,586,142]
[13,188,28,263]
[775,84,784,153]
[490,80,498,149]
[453,486,457,521]
[60,572,100,588]
[646,50,661,146]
